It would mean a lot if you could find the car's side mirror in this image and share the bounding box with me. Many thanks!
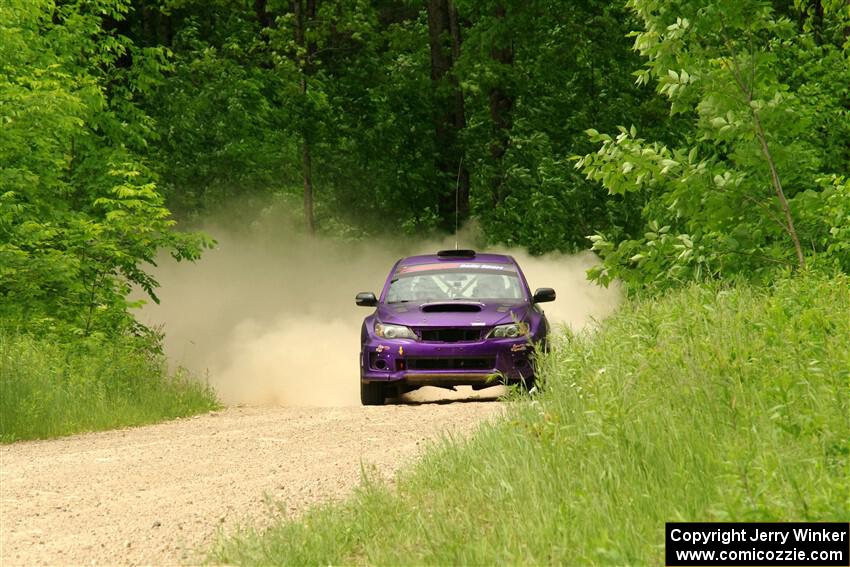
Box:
[355,292,378,307]
[533,288,556,303]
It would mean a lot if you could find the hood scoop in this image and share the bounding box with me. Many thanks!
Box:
[420,302,482,313]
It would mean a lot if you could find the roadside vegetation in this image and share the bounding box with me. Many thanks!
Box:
[0,331,218,443]
[213,272,849,565]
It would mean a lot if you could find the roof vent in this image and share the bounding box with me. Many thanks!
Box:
[437,249,476,258]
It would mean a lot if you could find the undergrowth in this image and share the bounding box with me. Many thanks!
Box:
[0,331,219,443]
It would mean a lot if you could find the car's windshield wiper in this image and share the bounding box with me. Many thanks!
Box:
[387,300,412,304]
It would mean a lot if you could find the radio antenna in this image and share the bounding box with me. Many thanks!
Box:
[454,156,463,250]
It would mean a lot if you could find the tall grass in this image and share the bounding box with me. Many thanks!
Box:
[213,273,850,565]
[0,331,219,443]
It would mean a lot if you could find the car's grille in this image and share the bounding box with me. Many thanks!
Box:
[407,357,496,371]
[418,328,482,342]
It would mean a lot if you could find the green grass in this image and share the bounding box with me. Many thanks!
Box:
[212,273,850,565]
[0,331,219,443]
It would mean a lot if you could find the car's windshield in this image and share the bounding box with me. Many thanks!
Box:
[386,263,524,303]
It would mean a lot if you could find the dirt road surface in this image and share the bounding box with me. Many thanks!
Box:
[0,394,503,566]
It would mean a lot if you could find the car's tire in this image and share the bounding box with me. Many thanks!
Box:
[360,381,386,406]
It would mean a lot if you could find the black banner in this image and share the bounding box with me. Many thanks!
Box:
[666,522,849,566]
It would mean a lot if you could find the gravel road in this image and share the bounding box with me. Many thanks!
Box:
[0,394,503,566]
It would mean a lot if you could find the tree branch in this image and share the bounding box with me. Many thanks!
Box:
[719,26,806,269]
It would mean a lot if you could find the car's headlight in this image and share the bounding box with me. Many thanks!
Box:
[486,322,529,339]
[374,322,418,340]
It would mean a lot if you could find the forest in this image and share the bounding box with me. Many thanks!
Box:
[3,0,848,341]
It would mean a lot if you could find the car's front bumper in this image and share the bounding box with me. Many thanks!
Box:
[360,335,537,388]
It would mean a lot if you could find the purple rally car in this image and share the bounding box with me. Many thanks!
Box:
[355,249,555,405]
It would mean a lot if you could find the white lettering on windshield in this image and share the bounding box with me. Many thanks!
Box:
[458,264,506,270]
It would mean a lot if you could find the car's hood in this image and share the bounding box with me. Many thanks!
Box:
[376,300,530,328]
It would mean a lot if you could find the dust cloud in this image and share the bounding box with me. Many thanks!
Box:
[139,218,620,406]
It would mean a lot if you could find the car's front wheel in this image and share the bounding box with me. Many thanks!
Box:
[360,381,386,406]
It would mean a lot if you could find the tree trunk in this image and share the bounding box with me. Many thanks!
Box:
[723,33,806,269]
[294,0,317,234]
[426,0,469,230]
[813,0,825,44]
[448,3,469,221]
[302,134,315,234]
[255,0,274,30]
[751,109,806,269]
[488,3,514,206]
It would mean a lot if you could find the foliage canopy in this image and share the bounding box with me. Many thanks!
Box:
[577,0,850,291]
[1,0,848,333]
